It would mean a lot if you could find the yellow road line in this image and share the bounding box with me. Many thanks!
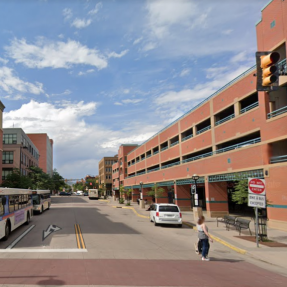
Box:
[77,224,86,249]
[122,207,150,219]
[74,224,80,249]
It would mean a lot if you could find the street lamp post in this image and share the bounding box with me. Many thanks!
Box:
[191,174,203,221]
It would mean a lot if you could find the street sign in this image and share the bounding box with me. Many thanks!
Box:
[248,178,266,195]
[248,194,266,208]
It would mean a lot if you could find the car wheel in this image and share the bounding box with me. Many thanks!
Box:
[25,212,30,225]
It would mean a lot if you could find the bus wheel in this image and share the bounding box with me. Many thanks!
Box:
[40,206,43,214]
[3,222,10,241]
[25,212,30,225]
[47,203,50,210]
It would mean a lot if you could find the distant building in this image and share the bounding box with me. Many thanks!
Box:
[112,145,138,198]
[2,128,39,181]
[27,133,53,176]
[0,101,5,184]
[99,155,118,195]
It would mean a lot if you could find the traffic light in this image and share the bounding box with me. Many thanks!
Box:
[256,51,280,91]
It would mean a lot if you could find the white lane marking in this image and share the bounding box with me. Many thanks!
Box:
[6,225,35,249]
[0,248,87,253]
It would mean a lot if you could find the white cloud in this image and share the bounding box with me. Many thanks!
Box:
[0,57,9,65]
[123,89,130,94]
[122,99,143,104]
[63,8,73,20]
[3,100,159,177]
[180,68,190,77]
[71,18,92,29]
[51,89,72,96]
[3,94,26,101]
[154,64,252,107]
[58,34,64,39]
[108,49,129,58]
[133,37,143,45]
[230,51,248,63]
[222,29,233,35]
[88,2,103,15]
[114,102,123,106]
[0,66,44,95]
[5,38,108,70]
[78,69,95,76]
[142,42,156,52]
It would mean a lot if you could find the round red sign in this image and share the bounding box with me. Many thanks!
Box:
[248,178,265,194]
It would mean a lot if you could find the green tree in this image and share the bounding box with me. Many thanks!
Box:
[125,188,132,205]
[28,166,53,190]
[232,178,248,205]
[148,184,165,199]
[2,169,32,189]
[52,169,66,192]
[119,185,125,204]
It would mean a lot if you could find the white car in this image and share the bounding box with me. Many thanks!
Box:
[76,191,84,196]
[150,203,182,227]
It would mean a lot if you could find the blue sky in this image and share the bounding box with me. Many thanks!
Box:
[0,0,268,178]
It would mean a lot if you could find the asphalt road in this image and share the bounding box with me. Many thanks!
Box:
[0,196,286,286]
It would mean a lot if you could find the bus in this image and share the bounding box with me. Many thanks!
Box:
[88,189,99,200]
[0,188,33,241]
[32,190,51,214]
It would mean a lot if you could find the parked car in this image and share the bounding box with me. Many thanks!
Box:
[76,190,84,196]
[59,191,71,196]
[149,204,182,227]
[84,192,88,196]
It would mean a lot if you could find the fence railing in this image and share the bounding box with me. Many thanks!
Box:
[126,174,136,178]
[146,154,152,158]
[196,125,211,135]
[161,146,168,152]
[278,58,287,75]
[153,150,159,155]
[215,137,261,154]
[136,171,146,176]
[170,141,179,147]
[240,102,259,114]
[267,105,287,119]
[215,114,235,126]
[182,151,213,163]
[182,134,193,142]
[270,155,287,164]
[147,167,160,173]
[161,161,181,169]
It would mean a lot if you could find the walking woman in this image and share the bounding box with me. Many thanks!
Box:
[197,216,213,261]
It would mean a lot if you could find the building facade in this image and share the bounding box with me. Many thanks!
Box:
[116,0,287,230]
[27,133,53,176]
[112,145,138,197]
[99,156,118,195]
[0,101,5,185]
[2,128,40,181]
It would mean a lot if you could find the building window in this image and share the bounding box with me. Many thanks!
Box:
[3,134,17,144]
[2,169,12,180]
[2,151,14,164]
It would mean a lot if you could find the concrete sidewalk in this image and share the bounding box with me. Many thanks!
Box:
[108,198,287,271]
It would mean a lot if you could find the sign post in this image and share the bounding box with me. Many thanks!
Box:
[248,178,266,247]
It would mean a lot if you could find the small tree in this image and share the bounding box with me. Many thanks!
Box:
[148,184,165,201]
[119,185,125,204]
[232,178,248,205]
[125,188,132,205]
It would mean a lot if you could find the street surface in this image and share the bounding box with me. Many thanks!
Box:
[0,196,286,286]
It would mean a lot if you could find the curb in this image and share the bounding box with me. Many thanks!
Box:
[111,205,247,255]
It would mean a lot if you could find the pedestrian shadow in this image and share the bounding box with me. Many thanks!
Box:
[208,257,244,263]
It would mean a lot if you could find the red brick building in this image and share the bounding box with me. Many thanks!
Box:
[112,144,138,198]
[114,0,287,231]
[27,133,53,176]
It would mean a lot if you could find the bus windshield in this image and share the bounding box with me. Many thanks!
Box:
[32,194,40,205]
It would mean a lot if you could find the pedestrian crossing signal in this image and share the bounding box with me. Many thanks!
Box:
[256,51,280,91]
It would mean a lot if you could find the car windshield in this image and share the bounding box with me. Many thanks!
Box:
[32,194,40,205]
[159,206,179,212]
